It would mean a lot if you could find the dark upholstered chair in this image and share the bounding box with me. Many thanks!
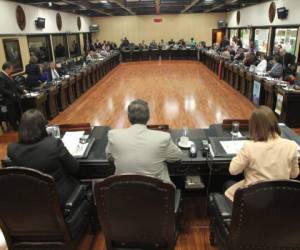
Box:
[94,174,182,250]
[208,180,300,250]
[0,167,91,250]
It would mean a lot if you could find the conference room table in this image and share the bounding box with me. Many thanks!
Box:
[20,51,121,120]
[85,124,300,192]
[2,123,300,191]
[199,49,300,128]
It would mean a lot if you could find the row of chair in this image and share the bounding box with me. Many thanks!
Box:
[0,167,182,250]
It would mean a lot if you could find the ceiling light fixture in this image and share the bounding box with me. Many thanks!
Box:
[48,2,52,7]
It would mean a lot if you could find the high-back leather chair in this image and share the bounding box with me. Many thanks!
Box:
[94,174,181,250]
[0,167,90,250]
[209,180,300,250]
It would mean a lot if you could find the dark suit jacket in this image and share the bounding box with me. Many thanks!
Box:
[8,136,80,206]
[47,68,61,82]
[0,71,23,101]
[25,63,43,89]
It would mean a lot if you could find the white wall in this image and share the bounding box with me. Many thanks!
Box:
[226,0,300,27]
[0,1,91,34]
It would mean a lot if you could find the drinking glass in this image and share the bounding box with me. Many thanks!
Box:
[183,127,189,137]
[231,121,240,140]
[46,125,61,139]
[52,125,61,139]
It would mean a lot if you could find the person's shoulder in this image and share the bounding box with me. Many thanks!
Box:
[39,136,62,150]
[242,140,253,150]
[107,128,128,139]
[147,129,171,141]
[278,137,298,149]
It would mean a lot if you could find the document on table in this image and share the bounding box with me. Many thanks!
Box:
[220,140,248,155]
[62,131,89,157]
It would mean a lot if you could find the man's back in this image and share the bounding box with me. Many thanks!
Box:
[106,124,183,183]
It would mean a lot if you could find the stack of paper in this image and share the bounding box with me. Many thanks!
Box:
[62,131,89,158]
[220,140,248,155]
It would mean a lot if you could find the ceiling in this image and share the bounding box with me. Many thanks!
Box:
[12,0,270,17]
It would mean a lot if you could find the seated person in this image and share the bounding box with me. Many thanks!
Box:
[178,39,186,49]
[225,106,299,201]
[280,48,296,76]
[268,55,283,79]
[7,109,80,206]
[168,38,175,48]
[243,52,257,67]
[86,50,98,62]
[189,37,197,48]
[25,56,44,90]
[139,40,148,50]
[158,39,166,50]
[234,48,245,61]
[40,63,49,82]
[255,54,267,74]
[149,40,158,50]
[220,47,231,60]
[106,99,183,183]
[48,62,61,81]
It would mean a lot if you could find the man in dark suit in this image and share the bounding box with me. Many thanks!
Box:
[47,62,61,82]
[0,62,25,130]
[280,48,296,76]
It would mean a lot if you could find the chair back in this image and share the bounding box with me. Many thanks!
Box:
[229,180,300,249]
[94,175,176,250]
[0,167,73,249]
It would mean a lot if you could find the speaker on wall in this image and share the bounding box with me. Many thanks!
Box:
[35,17,45,29]
[217,20,227,29]
[277,7,289,19]
[89,24,99,32]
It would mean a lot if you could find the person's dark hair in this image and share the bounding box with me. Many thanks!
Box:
[274,55,282,63]
[128,99,150,125]
[2,62,13,71]
[249,106,281,142]
[18,109,48,144]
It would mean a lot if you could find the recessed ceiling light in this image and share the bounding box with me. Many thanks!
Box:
[48,2,52,7]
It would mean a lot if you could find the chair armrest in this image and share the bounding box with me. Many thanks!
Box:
[175,189,182,214]
[209,193,233,219]
[64,185,87,216]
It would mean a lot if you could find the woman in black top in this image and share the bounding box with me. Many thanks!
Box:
[7,109,80,206]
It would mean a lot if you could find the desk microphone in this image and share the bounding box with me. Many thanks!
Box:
[189,143,197,158]
[202,140,210,157]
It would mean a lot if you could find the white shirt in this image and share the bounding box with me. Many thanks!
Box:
[51,68,60,80]
[255,59,267,74]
